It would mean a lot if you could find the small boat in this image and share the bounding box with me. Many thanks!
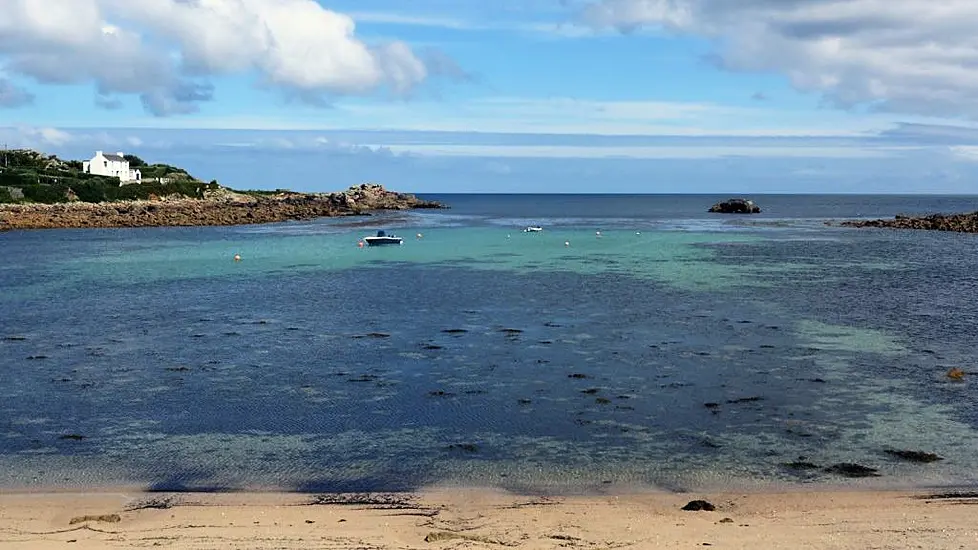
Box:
[523,226,543,232]
[363,230,403,246]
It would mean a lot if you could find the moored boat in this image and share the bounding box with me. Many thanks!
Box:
[363,230,403,246]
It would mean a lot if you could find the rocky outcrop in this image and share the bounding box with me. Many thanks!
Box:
[840,212,978,233]
[0,183,444,230]
[708,198,761,214]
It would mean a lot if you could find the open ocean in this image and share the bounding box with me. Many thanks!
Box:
[2,194,978,494]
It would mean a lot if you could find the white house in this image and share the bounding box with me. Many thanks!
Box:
[82,151,142,184]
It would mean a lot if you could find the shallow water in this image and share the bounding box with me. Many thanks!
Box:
[2,194,977,493]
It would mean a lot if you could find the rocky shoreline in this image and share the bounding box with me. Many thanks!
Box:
[840,211,978,233]
[0,184,443,231]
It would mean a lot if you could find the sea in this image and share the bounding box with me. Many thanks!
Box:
[2,194,977,494]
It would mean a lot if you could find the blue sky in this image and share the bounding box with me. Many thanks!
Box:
[2,0,978,193]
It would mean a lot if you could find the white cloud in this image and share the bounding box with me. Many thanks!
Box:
[349,12,477,30]
[0,78,34,108]
[881,122,978,144]
[1,1,193,114]
[363,143,907,159]
[36,127,74,146]
[949,146,978,162]
[2,124,966,168]
[583,0,978,118]
[194,133,396,157]
[0,125,179,151]
[95,93,124,110]
[0,0,440,115]
[326,96,901,137]
[115,0,426,94]
[349,10,596,38]
[2,126,75,148]
[84,95,918,136]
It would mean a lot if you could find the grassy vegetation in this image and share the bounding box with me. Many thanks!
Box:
[0,149,219,204]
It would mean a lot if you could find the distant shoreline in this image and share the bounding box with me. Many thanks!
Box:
[0,184,444,231]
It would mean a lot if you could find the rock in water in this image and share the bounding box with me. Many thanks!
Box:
[824,463,880,478]
[708,198,761,214]
[840,211,978,233]
[884,450,944,463]
[682,500,716,511]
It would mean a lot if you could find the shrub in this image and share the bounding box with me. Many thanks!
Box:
[21,184,68,204]
[0,169,37,186]
[123,154,147,167]
[70,179,117,203]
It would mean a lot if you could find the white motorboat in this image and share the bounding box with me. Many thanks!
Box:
[523,226,543,232]
[363,230,403,246]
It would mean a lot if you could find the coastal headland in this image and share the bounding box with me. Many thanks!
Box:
[0,183,443,231]
[0,148,442,230]
[1,488,976,549]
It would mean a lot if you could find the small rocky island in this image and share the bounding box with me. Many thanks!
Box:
[708,198,761,214]
[0,149,442,230]
[841,212,978,233]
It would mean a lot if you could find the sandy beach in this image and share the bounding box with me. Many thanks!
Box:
[2,487,976,549]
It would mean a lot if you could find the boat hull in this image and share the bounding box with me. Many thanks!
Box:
[364,237,403,246]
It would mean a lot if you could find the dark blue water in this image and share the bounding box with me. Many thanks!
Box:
[2,194,978,493]
[422,193,978,221]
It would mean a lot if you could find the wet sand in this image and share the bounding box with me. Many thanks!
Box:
[2,487,977,549]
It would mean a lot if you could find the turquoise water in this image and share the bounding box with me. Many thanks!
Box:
[53,227,757,290]
[2,194,978,493]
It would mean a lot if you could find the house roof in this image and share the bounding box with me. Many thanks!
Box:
[102,153,126,162]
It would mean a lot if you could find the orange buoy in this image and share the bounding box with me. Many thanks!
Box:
[357,240,364,248]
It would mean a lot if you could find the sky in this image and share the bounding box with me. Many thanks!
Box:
[2,0,978,193]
